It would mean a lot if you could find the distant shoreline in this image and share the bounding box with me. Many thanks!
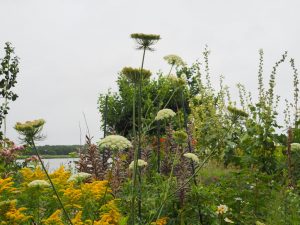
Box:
[17,155,78,159]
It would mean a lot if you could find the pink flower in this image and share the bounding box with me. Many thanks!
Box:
[13,145,25,151]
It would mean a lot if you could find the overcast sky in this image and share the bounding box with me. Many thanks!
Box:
[0,0,299,145]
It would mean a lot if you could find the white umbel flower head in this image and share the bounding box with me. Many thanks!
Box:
[129,159,148,170]
[98,135,132,151]
[155,109,176,121]
[183,153,199,163]
[163,54,185,67]
[68,172,91,183]
[291,143,300,151]
[28,180,50,188]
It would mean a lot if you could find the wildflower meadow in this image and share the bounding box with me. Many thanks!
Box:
[0,32,300,225]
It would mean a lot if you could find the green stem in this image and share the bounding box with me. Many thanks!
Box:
[31,139,73,225]
[156,147,179,220]
[37,189,40,224]
[146,149,216,225]
[130,81,138,225]
[137,46,146,222]
[168,64,174,76]
[156,121,161,173]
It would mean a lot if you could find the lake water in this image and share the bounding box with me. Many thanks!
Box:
[17,158,79,172]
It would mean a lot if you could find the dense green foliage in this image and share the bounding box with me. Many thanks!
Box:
[23,145,81,156]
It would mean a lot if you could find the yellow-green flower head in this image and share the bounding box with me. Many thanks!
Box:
[68,172,91,183]
[183,153,199,163]
[227,106,248,118]
[98,135,132,151]
[129,159,148,170]
[155,109,176,121]
[216,204,228,215]
[130,33,161,51]
[14,119,45,143]
[28,180,50,188]
[291,143,300,151]
[163,54,185,67]
[15,119,45,131]
[121,67,152,83]
[173,130,188,144]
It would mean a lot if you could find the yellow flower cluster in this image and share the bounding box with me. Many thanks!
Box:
[20,166,45,184]
[50,166,71,189]
[82,180,110,200]
[94,200,121,225]
[71,211,85,225]
[0,177,16,196]
[43,210,64,225]
[0,200,31,225]
[63,183,83,209]
[1,166,124,224]
[151,217,168,225]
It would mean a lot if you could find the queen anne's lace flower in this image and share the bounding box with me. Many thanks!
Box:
[291,143,300,151]
[155,109,176,121]
[68,172,91,183]
[28,180,50,188]
[183,153,199,163]
[164,54,185,67]
[14,119,45,142]
[98,135,132,151]
[129,159,148,170]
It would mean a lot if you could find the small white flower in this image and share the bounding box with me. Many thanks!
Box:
[98,135,132,151]
[129,159,148,170]
[224,217,234,223]
[216,204,228,215]
[155,109,176,121]
[28,180,50,188]
[183,153,199,163]
[68,172,91,182]
[234,197,242,201]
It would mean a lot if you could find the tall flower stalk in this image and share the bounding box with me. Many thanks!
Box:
[14,119,73,225]
[130,33,160,224]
